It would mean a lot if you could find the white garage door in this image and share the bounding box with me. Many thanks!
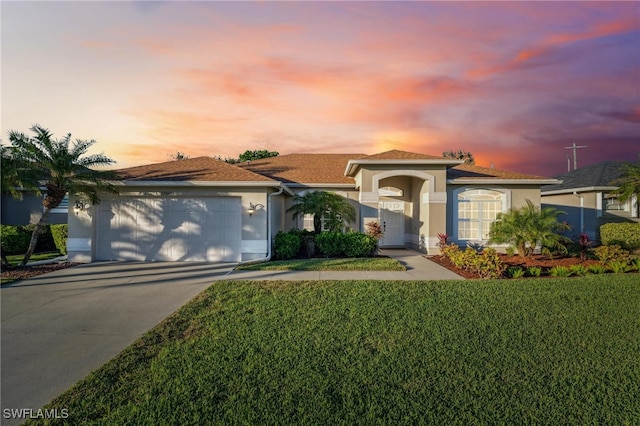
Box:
[96,197,241,262]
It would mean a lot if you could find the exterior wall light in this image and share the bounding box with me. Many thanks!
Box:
[248,203,264,217]
[74,200,86,213]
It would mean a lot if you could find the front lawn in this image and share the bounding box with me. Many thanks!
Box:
[36,275,640,425]
[236,257,406,271]
[4,251,62,266]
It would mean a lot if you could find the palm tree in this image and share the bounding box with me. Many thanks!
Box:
[1,145,42,267]
[489,199,570,257]
[287,191,356,233]
[8,125,117,266]
[611,161,640,203]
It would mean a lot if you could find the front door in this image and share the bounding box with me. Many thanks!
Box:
[379,201,404,247]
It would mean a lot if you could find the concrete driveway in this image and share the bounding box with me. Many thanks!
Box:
[1,261,235,424]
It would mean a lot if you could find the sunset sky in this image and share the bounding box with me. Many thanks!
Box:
[2,1,639,177]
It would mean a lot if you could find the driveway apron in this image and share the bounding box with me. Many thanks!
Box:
[1,261,235,424]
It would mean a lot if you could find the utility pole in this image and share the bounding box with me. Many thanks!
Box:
[564,143,587,171]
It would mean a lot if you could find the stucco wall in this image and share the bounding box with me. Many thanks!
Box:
[2,193,67,225]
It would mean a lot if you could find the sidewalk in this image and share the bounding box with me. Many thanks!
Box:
[226,248,464,281]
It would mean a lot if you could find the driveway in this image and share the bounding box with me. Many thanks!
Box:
[1,261,235,424]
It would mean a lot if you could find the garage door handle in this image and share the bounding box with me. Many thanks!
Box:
[383,221,386,231]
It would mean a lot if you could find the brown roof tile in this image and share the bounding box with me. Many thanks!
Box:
[362,149,445,160]
[448,164,551,180]
[238,153,366,185]
[115,156,275,182]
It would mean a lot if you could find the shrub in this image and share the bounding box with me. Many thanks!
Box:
[577,233,593,261]
[550,266,572,277]
[441,243,460,260]
[588,264,607,275]
[273,230,302,260]
[631,258,640,272]
[489,199,571,257]
[594,245,631,265]
[607,261,630,274]
[0,225,31,255]
[471,248,505,279]
[507,266,525,278]
[315,232,344,257]
[526,266,542,277]
[51,224,68,255]
[600,223,640,251]
[437,233,449,249]
[343,232,377,258]
[505,246,516,257]
[569,264,589,277]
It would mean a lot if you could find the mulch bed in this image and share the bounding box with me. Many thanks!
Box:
[428,254,602,279]
[1,263,80,282]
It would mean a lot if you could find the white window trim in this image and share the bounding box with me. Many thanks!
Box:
[452,187,511,244]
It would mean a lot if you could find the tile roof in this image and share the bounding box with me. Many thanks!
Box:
[448,164,552,181]
[362,149,446,160]
[115,156,275,182]
[542,161,626,192]
[238,153,366,185]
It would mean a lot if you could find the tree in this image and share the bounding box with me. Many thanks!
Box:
[1,145,41,199]
[611,161,640,203]
[443,149,475,164]
[488,199,571,257]
[211,149,279,164]
[287,191,356,233]
[169,151,189,161]
[7,125,117,266]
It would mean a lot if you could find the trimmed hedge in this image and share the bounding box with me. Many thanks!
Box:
[600,223,640,250]
[0,224,58,255]
[273,230,303,260]
[1,225,31,255]
[51,224,68,255]
[273,229,377,259]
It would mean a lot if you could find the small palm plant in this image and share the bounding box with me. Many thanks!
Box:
[489,199,571,257]
[287,191,356,233]
[7,125,117,265]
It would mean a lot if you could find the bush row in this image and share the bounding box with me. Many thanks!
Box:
[600,223,640,251]
[0,224,66,255]
[273,229,378,260]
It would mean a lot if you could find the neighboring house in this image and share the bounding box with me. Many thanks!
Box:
[67,149,559,263]
[1,191,68,225]
[542,161,639,242]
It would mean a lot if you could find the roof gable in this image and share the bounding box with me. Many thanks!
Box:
[362,149,446,160]
[115,156,275,182]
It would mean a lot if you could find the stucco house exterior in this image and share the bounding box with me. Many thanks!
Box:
[542,161,639,242]
[1,191,68,225]
[67,149,559,263]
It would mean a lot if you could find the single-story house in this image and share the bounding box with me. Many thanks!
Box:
[542,161,639,242]
[67,149,560,263]
[1,191,68,225]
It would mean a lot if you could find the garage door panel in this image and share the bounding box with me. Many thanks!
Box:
[96,197,241,262]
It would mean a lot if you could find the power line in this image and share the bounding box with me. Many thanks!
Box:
[564,143,587,171]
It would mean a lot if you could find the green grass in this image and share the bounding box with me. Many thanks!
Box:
[236,257,406,271]
[5,251,62,265]
[35,275,639,425]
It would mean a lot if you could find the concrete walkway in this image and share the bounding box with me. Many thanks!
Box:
[226,248,463,281]
[1,251,461,424]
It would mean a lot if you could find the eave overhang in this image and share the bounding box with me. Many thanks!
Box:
[345,159,464,176]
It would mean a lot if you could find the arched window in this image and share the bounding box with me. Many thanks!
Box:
[378,186,403,197]
[456,189,506,241]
